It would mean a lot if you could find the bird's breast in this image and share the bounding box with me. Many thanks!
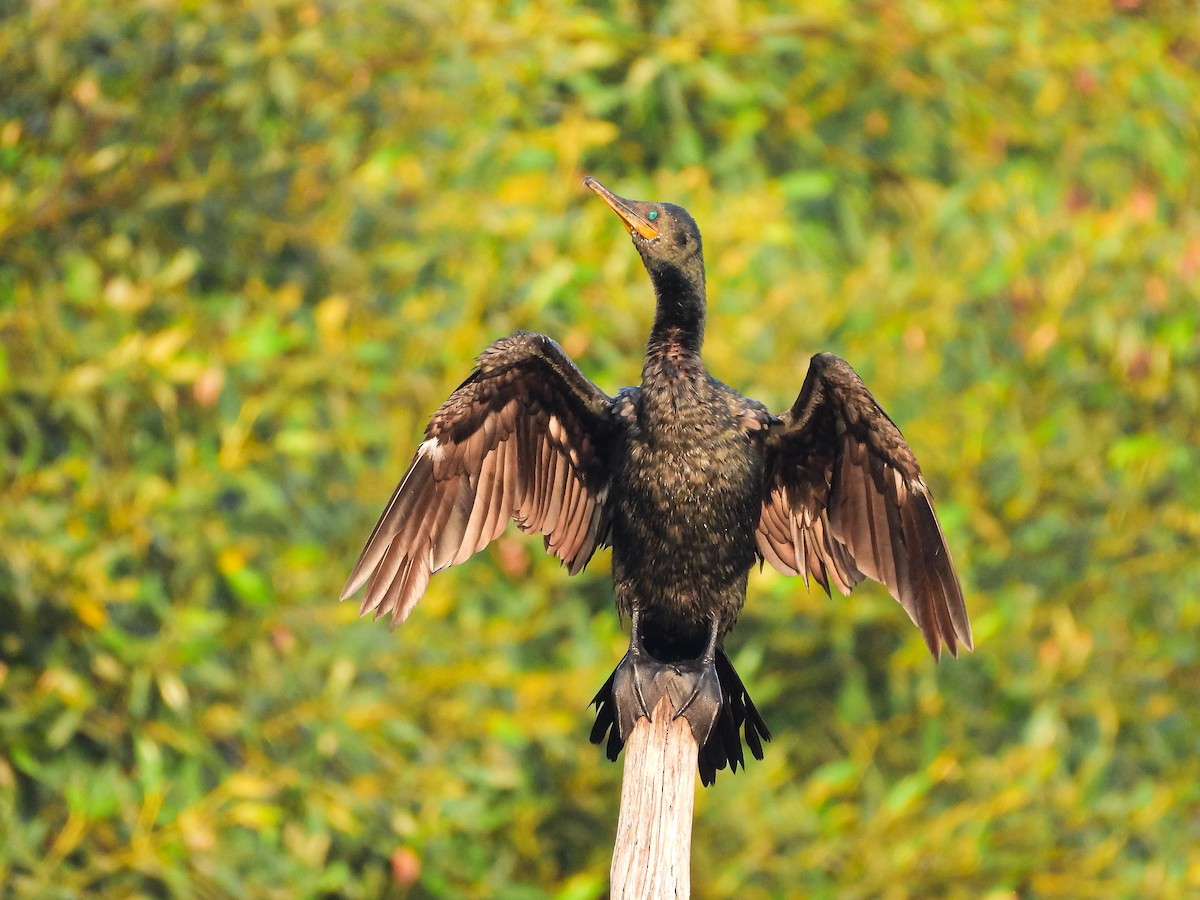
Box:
[609,389,765,628]
[621,431,756,515]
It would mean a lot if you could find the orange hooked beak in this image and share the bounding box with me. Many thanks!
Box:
[583,176,661,240]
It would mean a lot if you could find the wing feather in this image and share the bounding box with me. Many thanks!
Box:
[568,492,596,560]
[533,428,552,524]
[551,467,583,552]
[342,332,617,625]
[758,352,972,658]
[455,451,495,564]
[574,493,609,572]
[481,443,509,544]
[361,537,409,619]
[369,555,410,623]
[431,476,472,572]
[494,437,516,532]
[544,447,568,534]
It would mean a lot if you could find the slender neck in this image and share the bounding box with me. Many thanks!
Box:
[644,257,706,359]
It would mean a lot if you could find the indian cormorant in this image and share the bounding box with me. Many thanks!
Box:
[342,177,973,785]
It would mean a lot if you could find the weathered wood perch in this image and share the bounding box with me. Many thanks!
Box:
[610,689,700,899]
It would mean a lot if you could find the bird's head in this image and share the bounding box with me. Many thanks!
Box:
[584,176,703,273]
[584,176,708,352]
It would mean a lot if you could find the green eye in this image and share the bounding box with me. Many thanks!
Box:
[647,209,659,221]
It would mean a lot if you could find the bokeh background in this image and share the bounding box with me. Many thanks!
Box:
[3,0,1199,897]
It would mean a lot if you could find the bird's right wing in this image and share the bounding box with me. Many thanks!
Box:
[757,353,972,658]
[342,332,618,626]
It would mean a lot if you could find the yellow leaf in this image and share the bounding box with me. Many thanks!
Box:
[1034,75,1066,116]
[227,773,279,800]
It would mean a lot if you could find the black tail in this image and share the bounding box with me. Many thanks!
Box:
[589,649,770,786]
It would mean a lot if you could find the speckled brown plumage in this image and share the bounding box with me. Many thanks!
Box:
[342,177,973,785]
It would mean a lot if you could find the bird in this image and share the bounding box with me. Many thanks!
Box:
[341,176,973,785]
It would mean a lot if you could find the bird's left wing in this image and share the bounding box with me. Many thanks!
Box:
[757,352,972,658]
[342,331,617,625]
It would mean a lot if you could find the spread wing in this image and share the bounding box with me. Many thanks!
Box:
[341,331,617,625]
[757,352,972,658]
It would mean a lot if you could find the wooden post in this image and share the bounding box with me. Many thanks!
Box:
[610,693,698,899]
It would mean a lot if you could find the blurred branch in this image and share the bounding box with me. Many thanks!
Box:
[0,132,182,255]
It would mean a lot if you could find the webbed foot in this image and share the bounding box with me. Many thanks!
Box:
[604,650,722,747]
[590,610,770,784]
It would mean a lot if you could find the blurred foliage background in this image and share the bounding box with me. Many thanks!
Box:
[2,0,1199,896]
